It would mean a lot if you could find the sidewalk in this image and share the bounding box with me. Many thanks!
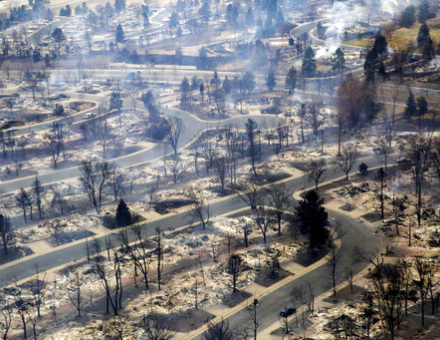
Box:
[257,169,388,339]
[182,167,387,339]
[257,251,376,339]
[0,161,303,282]
[177,236,341,340]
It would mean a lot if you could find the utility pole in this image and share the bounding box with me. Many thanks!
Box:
[252,298,259,340]
[86,238,90,262]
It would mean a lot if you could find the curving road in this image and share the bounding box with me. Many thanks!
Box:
[0,150,387,339]
[0,8,403,338]
[192,208,381,339]
[0,105,283,193]
[1,59,437,195]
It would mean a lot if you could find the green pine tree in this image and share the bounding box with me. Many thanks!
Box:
[400,5,416,28]
[199,1,211,22]
[417,23,431,48]
[419,0,435,23]
[245,7,254,26]
[285,66,297,93]
[317,21,325,39]
[301,46,316,77]
[417,96,428,117]
[332,48,345,73]
[109,92,123,111]
[295,190,329,248]
[116,199,132,227]
[242,71,255,93]
[266,69,276,91]
[51,28,66,46]
[421,38,435,61]
[169,11,179,29]
[114,0,125,12]
[373,34,388,56]
[364,48,378,83]
[180,76,190,105]
[115,24,125,43]
[404,91,418,121]
[197,47,210,70]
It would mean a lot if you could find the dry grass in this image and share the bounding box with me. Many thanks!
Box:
[345,16,440,50]
[343,38,372,48]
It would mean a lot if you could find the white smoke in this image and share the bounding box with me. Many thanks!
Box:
[380,0,411,16]
[316,0,412,58]
[316,2,365,59]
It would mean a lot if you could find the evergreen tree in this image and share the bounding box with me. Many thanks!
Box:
[364,48,378,83]
[180,76,190,105]
[263,16,275,37]
[141,3,149,14]
[51,28,66,46]
[191,75,201,92]
[115,24,125,43]
[142,11,150,27]
[288,37,295,46]
[116,199,132,227]
[114,0,125,12]
[53,104,64,116]
[417,96,428,117]
[400,5,416,28]
[285,66,297,93]
[210,71,220,87]
[199,83,205,100]
[175,47,183,65]
[295,190,329,248]
[199,0,211,22]
[226,4,238,27]
[59,5,72,16]
[223,76,232,95]
[301,46,316,77]
[364,94,380,123]
[109,92,123,111]
[404,91,417,121]
[33,49,41,63]
[245,7,254,26]
[197,47,210,70]
[266,0,278,19]
[266,69,276,91]
[245,118,258,175]
[373,33,388,57]
[317,21,325,39]
[242,71,255,93]
[417,24,436,60]
[332,48,345,73]
[417,23,431,48]
[421,38,435,61]
[419,0,435,23]
[169,11,179,29]
[105,2,113,17]
[140,90,154,109]
[45,54,51,67]
[253,39,268,65]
